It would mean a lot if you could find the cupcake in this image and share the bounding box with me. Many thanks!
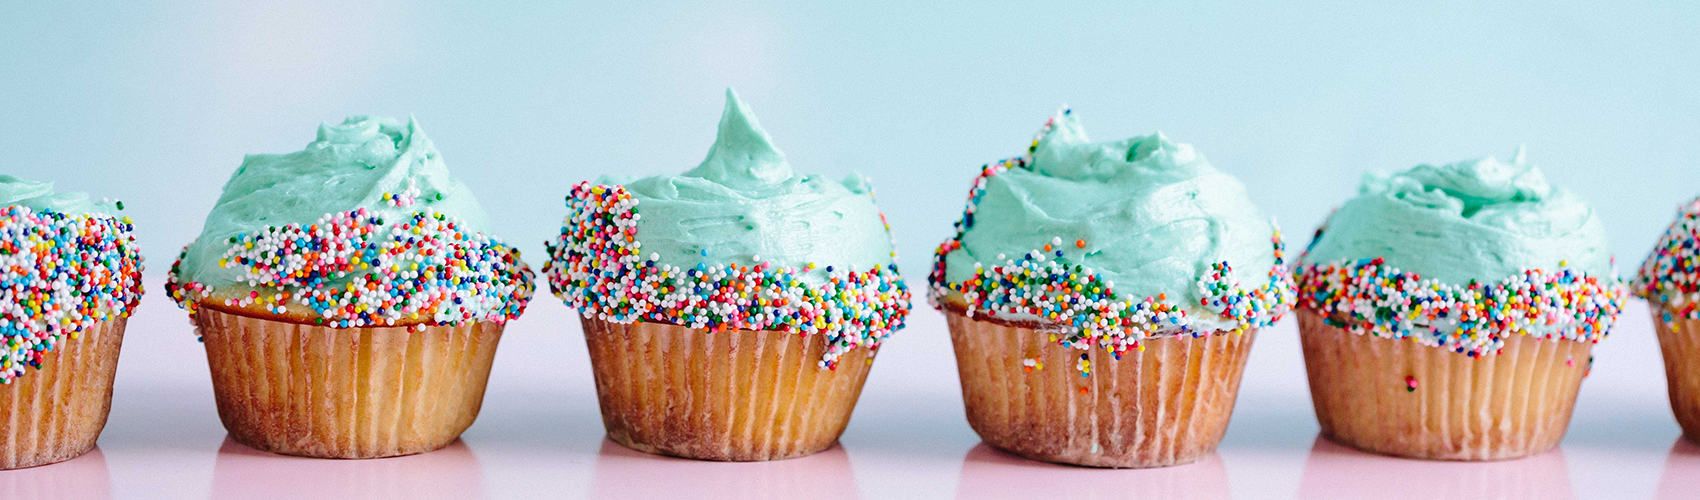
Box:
[929,109,1294,468]
[0,176,142,469]
[1634,197,1700,442]
[165,117,534,459]
[1296,148,1625,460]
[544,89,910,461]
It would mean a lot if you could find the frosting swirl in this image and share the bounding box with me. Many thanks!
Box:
[610,89,898,282]
[0,175,121,215]
[1301,148,1612,283]
[0,177,142,382]
[1634,196,1700,317]
[1296,149,1625,354]
[932,109,1292,339]
[166,116,533,328]
[545,89,909,368]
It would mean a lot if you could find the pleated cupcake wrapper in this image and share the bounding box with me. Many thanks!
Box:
[1,317,126,470]
[581,317,875,462]
[195,307,502,459]
[1298,309,1590,460]
[945,311,1256,468]
[1653,306,1700,442]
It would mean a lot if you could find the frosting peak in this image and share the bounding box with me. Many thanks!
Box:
[609,90,897,282]
[1029,112,1202,182]
[1366,147,1554,223]
[0,175,53,203]
[1293,148,1625,354]
[0,175,120,216]
[1302,148,1611,285]
[932,109,1292,337]
[167,115,532,328]
[190,115,490,253]
[0,178,142,383]
[545,90,909,367]
[685,88,791,190]
[1634,197,1700,311]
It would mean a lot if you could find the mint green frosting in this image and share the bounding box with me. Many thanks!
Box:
[0,175,120,216]
[941,111,1280,328]
[175,116,493,290]
[1301,148,1613,284]
[611,89,896,281]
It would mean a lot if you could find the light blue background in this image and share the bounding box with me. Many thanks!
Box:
[4,1,1696,278]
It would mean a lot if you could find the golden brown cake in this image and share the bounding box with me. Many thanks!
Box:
[945,304,1256,468]
[193,305,502,458]
[580,318,875,461]
[1298,310,1590,460]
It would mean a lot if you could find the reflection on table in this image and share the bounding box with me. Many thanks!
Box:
[1298,436,1572,500]
[954,443,1231,500]
[1657,438,1700,500]
[591,438,859,500]
[0,447,111,500]
[210,437,483,499]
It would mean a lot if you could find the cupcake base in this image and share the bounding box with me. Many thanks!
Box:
[945,309,1257,468]
[195,307,502,459]
[0,317,126,470]
[1298,310,1590,461]
[580,317,875,462]
[1653,306,1700,443]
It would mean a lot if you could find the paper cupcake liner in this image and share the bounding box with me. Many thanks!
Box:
[0,317,126,470]
[1298,309,1590,460]
[945,311,1256,468]
[195,307,502,459]
[1652,306,1700,442]
[580,317,876,461]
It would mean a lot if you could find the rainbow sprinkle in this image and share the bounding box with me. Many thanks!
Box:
[165,207,534,329]
[927,110,1295,362]
[1635,196,1700,319]
[1295,257,1626,357]
[543,182,912,370]
[0,206,143,383]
